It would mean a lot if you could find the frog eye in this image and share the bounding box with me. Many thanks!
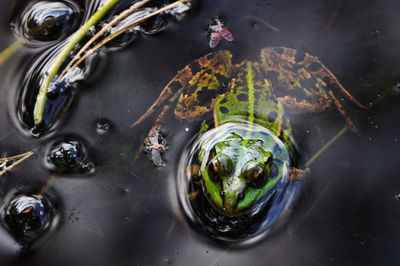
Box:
[250,165,270,188]
[207,155,233,181]
[207,158,220,181]
[206,147,217,164]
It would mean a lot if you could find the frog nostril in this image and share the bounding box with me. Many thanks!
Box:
[238,192,244,200]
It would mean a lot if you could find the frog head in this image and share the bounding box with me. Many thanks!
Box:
[199,128,289,216]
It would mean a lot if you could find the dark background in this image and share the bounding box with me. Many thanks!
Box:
[0,0,399,265]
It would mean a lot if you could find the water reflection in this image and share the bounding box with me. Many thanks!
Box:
[177,121,301,243]
[12,0,82,46]
[44,135,94,174]
[1,189,60,250]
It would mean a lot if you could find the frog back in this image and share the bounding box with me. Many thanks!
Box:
[213,60,293,143]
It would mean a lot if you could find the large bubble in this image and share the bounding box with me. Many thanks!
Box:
[12,0,82,46]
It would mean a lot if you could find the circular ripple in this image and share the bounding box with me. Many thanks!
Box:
[2,192,55,247]
[44,135,94,174]
[12,0,82,46]
[177,121,302,243]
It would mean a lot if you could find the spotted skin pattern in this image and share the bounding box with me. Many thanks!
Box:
[132,47,366,216]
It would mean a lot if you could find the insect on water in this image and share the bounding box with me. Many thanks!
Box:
[209,17,234,48]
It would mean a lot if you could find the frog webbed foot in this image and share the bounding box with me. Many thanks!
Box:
[289,167,310,181]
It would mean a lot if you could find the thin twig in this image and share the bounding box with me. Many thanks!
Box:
[0,151,34,176]
[38,169,64,196]
[63,0,187,78]
[58,0,152,81]
[33,0,120,127]
[0,151,33,162]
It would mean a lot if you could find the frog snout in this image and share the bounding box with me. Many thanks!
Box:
[221,180,243,213]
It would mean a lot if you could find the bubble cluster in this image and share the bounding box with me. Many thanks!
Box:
[45,136,94,173]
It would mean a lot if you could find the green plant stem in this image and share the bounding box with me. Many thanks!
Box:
[64,0,187,77]
[305,126,348,167]
[33,0,120,126]
[58,0,152,81]
[0,39,24,66]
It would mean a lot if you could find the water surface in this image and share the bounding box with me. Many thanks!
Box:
[0,0,399,265]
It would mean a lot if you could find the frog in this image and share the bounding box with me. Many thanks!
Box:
[131,47,367,216]
[193,122,293,216]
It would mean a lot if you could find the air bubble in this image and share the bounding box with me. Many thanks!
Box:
[95,118,111,134]
[2,192,56,247]
[44,136,94,173]
[12,0,81,46]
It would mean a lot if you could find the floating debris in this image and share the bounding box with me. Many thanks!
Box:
[0,151,34,176]
[145,126,167,167]
[208,17,233,48]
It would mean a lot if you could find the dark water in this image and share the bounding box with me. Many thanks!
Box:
[0,0,399,265]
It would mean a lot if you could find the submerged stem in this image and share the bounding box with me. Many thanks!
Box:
[305,126,349,168]
[0,39,24,67]
[33,0,120,127]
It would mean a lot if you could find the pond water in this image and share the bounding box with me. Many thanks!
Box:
[0,0,399,265]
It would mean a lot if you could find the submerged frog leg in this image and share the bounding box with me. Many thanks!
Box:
[130,66,193,128]
[261,47,366,133]
[289,167,310,181]
[306,58,368,110]
[276,93,332,113]
[174,51,233,121]
[261,47,333,114]
[130,50,233,128]
[327,90,359,135]
[262,47,368,108]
